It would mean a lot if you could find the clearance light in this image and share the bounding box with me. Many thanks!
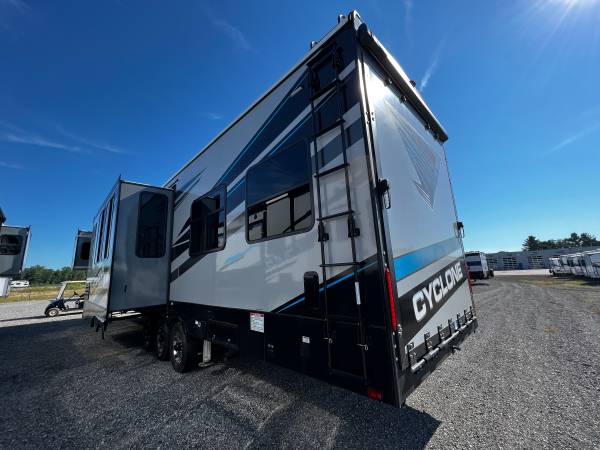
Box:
[385,267,397,329]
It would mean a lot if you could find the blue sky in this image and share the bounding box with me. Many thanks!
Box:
[1,0,599,268]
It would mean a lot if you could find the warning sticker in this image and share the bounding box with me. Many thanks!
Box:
[250,312,264,333]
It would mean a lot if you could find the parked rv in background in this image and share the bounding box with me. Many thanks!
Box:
[465,251,493,280]
[0,208,5,231]
[548,257,569,276]
[582,251,600,279]
[567,254,586,276]
[81,11,477,407]
[10,280,29,288]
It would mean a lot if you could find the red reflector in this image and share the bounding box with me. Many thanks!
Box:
[385,267,397,329]
[367,387,383,401]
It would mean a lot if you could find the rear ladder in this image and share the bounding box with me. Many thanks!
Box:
[308,46,368,384]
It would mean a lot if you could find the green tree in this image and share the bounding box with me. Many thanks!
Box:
[21,265,86,285]
[522,235,541,251]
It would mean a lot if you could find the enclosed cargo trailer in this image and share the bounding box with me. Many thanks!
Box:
[83,11,477,407]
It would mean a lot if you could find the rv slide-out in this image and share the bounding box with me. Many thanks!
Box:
[83,11,477,407]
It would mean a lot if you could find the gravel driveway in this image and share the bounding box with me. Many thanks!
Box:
[0,278,598,449]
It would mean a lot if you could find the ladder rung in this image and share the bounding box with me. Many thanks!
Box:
[317,210,353,221]
[326,314,359,324]
[315,162,348,178]
[320,262,358,267]
[314,118,344,138]
[310,79,339,101]
[330,368,365,383]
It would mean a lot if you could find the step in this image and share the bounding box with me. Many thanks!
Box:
[320,262,358,268]
[313,118,344,138]
[315,162,349,178]
[317,210,353,221]
[310,79,339,101]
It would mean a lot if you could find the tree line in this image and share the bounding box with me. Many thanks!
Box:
[21,265,87,285]
[522,232,600,251]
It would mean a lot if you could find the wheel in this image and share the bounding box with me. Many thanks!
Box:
[170,322,198,373]
[46,308,60,317]
[155,321,170,361]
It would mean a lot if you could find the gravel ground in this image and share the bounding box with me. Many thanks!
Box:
[0,299,81,327]
[0,278,598,449]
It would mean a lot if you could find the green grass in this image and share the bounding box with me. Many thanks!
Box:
[1,282,86,303]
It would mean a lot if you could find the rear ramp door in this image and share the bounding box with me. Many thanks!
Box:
[364,58,475,372]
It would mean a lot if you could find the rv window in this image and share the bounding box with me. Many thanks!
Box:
[96,209,106,263]
[0,235,22,255]
[136,192,168,258]
[104,196,114,259]
[80,241,91,261]
[190,187,226,255]
[246,140,313,242]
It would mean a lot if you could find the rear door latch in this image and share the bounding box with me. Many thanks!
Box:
[377,178,391,209]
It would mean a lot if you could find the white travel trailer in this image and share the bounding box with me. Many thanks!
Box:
[465,251,493,280]
[567,254,586,276]
[582,251,600,279]
[83,11,477,407]
[549,257,569,276]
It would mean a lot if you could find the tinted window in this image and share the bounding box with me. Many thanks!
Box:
[136,192,168,258]
[466,261,482,267]
[104,196,114,259]
[246,141,313,242]
[80,241,91,261]
[190,187,226,255]
[0,235,22,255]
[96,209,106,263]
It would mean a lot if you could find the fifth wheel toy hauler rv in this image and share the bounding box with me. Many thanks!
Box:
[465,251,493,280]
[83,11,477,407]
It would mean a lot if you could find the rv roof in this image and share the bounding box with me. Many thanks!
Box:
[164,10,447,187]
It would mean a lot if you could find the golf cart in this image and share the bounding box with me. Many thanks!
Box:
[45,280,87,317]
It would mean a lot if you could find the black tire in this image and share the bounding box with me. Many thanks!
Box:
[170,322,198,373]
[155,321,170,361]
[46,308,60,317]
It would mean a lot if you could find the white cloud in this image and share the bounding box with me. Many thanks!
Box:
[0,121,130,155]
[2,0,31,13]
[546,123,600,154]
[56,127,130,154]
[0,131,85,153]
[200,112,223,120]
[205,11,251,51]
[0,160,23,169]
[419,38,447,92]
[403,0,413,38]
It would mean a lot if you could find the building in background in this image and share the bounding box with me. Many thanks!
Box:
[485,247,600,271]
